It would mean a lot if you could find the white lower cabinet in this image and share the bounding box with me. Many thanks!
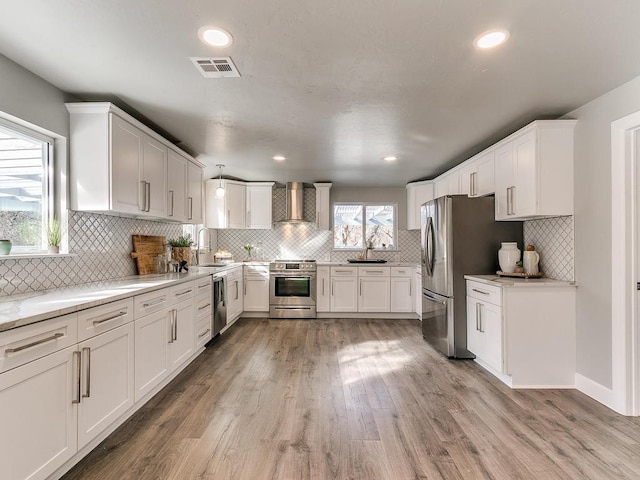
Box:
[466,296,503,374]
[316,266,330,312]
[169,299,195,371]
[358,270,391,313]
[134,309,170,402]
[390,277,413,313]
[0,345,77,480]
[226,267,244,322]
[77,323,135,449]
[244,265,269,311]
[330,267,358,312]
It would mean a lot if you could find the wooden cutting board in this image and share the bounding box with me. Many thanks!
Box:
[130,235,166,275]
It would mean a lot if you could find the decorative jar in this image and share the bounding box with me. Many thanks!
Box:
[0,240,11,255]
[498,242,521,273]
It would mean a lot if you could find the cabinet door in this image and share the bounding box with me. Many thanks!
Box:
[244,277,269,311]
[187,161,204,224]
[141,133,167,217]
[390,277,412,312]
[475,151,495,197]
[414,271,422,319]
[134,309,170,402]
[205,179,226,228]
[246,184,273,229]
[458,164,475,197]
[0,346,77,480]
[167,150,187,222]
[316,267,331,312]
[446,174,460,195]
[77,323,135,449]
[494,143,514,220]
[512,130,537,217]
[111,114,142,214]
[359,277,391,312]
[330,277,358,312]
[466,296,483,358]
[314,183,332,230]
[227,276,243,321]
[479,301,504,373]
[406,183,434,230]
[169,300,195,371]
[226,182,246,229]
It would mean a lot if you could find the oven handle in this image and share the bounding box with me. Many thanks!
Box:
[271,273,316,278]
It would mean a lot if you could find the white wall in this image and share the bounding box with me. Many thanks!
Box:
[566,74,640,389]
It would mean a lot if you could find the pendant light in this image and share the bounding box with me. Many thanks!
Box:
[215,164,225,197]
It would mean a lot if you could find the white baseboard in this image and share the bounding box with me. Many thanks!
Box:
[575,373,615,409]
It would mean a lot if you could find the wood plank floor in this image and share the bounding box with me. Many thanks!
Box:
[62,318,640,480]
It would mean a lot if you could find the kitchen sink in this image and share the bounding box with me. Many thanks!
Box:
[347,259,388,264]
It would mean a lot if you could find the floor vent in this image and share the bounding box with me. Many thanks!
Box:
[190,57,241,78]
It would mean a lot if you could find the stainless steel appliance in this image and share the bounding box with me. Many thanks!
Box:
[213,274,227,336]
[269,260,317,318]
[421,195,522,357]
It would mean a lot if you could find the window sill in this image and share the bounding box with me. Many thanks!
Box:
[0,253,75,260]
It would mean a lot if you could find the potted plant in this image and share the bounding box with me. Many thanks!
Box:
[243,244,254,261]
[168,234,194,265]
[47,216,61,254]
[366,240,375,259]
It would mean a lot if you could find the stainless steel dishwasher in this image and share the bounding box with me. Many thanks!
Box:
[213,274,227,336]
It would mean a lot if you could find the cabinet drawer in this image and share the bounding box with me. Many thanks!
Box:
[195,313,212,349]
[195,293,212,317]
[194,275,212,295]
[244,265,268,276]
[227,267,243,281]
[0,314,77,373]
[135,288,170,317]
[77,297,134,342]
[358,266,390,277]
[467,280,502,306]
[330,266,357,277]
[167,281,195,304]
[390,266,412,277]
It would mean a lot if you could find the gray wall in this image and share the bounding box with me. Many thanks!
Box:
[331,186,407,230]
[565,74,640,389]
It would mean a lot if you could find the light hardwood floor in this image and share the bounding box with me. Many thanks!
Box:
[62,318,640,479]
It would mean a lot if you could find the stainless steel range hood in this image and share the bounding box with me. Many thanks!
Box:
[278,182,309,223]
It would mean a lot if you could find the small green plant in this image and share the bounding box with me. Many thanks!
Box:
[366,240,375,250]
[168,234,194,248]
[243,244,254,256]
[47,216,62,247]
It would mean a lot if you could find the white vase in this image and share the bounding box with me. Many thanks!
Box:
[498,242,521,273]
[523,250,540,274]
[47,245,59,254]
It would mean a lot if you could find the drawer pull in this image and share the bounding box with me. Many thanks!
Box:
[92,311,127,325]
[72,350,81,404]
[198,303,211,311]
[142,298,166,308]
[198,282,210,289]
[198,328,211,338]
[472,288,490,296]
[175,289,193,297]
[365,270,384,274]
[6,332,64,354]
[335,270,353,274]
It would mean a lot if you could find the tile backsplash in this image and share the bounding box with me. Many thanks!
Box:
[523,216,574,281]
[0,211,183,296]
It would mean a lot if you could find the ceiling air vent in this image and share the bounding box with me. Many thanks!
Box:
[190,57,241,78]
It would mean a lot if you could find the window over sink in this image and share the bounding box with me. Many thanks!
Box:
[333,203,397,250]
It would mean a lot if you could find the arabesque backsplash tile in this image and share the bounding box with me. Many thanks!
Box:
[523,216,574,281]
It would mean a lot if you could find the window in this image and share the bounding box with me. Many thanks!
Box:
[0,119,53,253]
[333,203,397,250]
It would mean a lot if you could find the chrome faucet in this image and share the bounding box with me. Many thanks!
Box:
[195,228,211,265]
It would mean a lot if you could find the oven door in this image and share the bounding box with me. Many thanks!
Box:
[269,273,316,307]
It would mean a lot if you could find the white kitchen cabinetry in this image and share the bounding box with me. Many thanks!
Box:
[246,182,274,229]
[140,133,168,218]
[390,266,413,313]
[434,172,459,198]
[226,267,244,323]
[134,309,170,402]
[414,267,422,319]
[194,275,213,349]
[358,266,391,312]
[465,277,576,387]
[314,183,332,230]
[494,120,576,221]
[406,181,434,230]
[458,151,495,198]
[330,267,358,312]
[244,264,269,311]
[167,150,188,222]
[168,299,195,371]
[316,266,331,312]
[77,322,135,449]
[187,159,204,224]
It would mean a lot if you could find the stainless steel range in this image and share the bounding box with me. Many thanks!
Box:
[269,260,317,318]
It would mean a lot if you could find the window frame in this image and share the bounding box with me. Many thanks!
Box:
[332,202,399,251]
[0,116,55,254]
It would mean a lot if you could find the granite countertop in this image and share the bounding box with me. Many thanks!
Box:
[0,263,245,333]
[465,274,577,288]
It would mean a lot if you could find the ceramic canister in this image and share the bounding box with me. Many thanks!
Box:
[0,240,11,255]
[498,242,521,273]
[523,250,540,275]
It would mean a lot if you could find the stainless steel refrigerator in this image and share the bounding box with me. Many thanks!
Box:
[421,195,522,358]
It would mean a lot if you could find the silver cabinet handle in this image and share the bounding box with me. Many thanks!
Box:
[6,332,64,354]
[168,310,175,344]
[73,350,81,404]
[335,269,352,274]
[316,211,319,226]
[198,328,211,339]
[198,281,210,289]
[145,182,151,212]
[227,209,230,227]
[235,280,239,300]
[478,303,484,333]
[359,279,362,296]
[364,270,383,274]
[174,309,178,341]
[331,280,334,296]
[409,281,412,297]
[247,210,251,227]
[82,347,91,398]
[476,303,480,331]
[142,298,166,308]
[198,303,211,311]
[175,289,193,297]
[322,278,325,296]
[168,190,174,217]
[472,288,489,295]
[244,281,247,295]
[188,196,193,220]
[140,181,146,211]
[92,311,127,325]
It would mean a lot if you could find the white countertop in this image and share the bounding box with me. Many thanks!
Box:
[465,274,576,288]
[0,263,244,333]
[317,262,418,267]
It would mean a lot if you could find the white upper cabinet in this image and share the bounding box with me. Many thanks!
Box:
[167,150,188,222]
[187,160,204,224]
[406,181,434,230]
[314,183,332,230]
[66,103,203,222]
[458,151,495,198]
[494,120,576,221]
[246,182,274,229]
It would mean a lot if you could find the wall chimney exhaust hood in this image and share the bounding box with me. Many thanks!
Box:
[278,182,310,224]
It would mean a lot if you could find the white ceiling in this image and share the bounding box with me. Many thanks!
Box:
[2,1,640,186]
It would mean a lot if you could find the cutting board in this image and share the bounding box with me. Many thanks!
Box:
[130,235,166,275]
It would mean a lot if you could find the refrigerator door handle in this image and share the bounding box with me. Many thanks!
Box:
[424,217,433,277]
[427,217,435,276]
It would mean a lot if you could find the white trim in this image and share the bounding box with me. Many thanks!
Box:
[610,111,640,415]
[575,373,615,409]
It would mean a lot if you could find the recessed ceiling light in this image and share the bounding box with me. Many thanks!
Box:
[273,155,286,161]
[198,26,233,47]
[474,30,509,49]
[384,156,397,162]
